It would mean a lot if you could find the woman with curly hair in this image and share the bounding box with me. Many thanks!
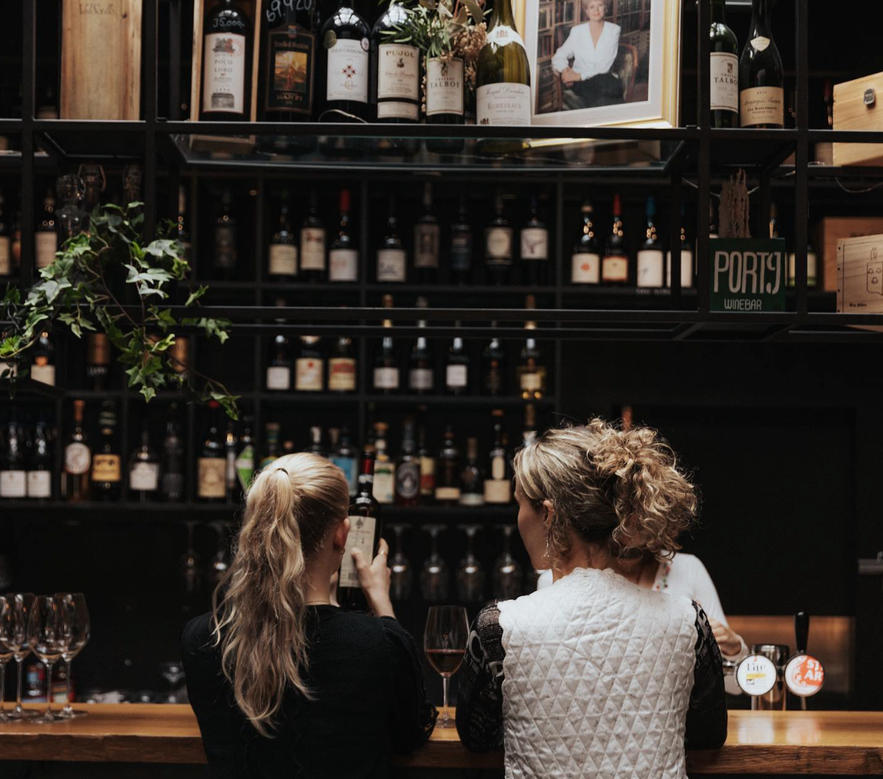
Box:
[456,419,727,777]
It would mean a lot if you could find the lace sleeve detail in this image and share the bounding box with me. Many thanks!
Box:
[685,602,728,750]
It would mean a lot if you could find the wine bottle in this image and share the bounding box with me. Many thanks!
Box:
[571,200,600,285]
[413,183,440,283]
[445,336,470,396]
[602,194,628,286]
[426,53,466,152]
[176,186,192,261]
[63,400,91,503]
[330,426,358,497]
[788,240,818,289]
[260,422,281,469]
[268,194,297,280]
[417,418,435,501]
[485,192,513,285]
[35,191,58,270]
[459,437,484,506]
[130,419,160,503]
[394,418,420,507]
[520,196,549,286]
[214,187,238,279]
[666,207,694,289]
[0,189,11,278]
[30,331,55,386]
[739,0,784,129]
[234,417,255,494]
[475,0,530,126]
[27,417,53,501]
[0,417,26,500]
[329,335,357,393]
[483,410,511,504]
[450,196,473,284]
[710,0,739,128]
[374,295,400,394]
[517,337,545,400]
[319,0,370,121]
[408,336,434,395]
[161,405,185,503]
[91,402,121,502]
[307,425,325,457]
[267,326,293,391]
[376,196,407,283]
[522,402,537,446]
[371,3,420,123]
[372,423,395,504]
[201,0,252,121]
[86,333,111,391]
[198,401,226,502]
[295,335,324,392]
[435,425,461,504]
[329,189,359,282]
[338,450,383,607]
[225,420,239,501]
[636,196,664,289]
[260,0,318,121]
[482,329,506,396]
[299,191,326,281]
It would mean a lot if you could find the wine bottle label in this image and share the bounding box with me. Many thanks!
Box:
[198,457,226,499]
[451,232,472,270]
[446,364,468,388]
[666,249,694,288]
[414,224,440,268]
[92,454,121,482]
[328,357,357,391]
[35,232,58,269]
[419,456,435,495]
[340,514,377,586]
[295,358,324,391]
[203,33,248,114]
[710,52,738,113]
[409,368,434,391]
[215,226,237,268]
[267,365,292,390]
[485,227,513,262]
[484,367,503,394]
[269,244,298,276]
[484,478,511,503]
[330,456,357,494]
[460,492,484,506]
[300,228,326,270]
[521,228,548,260]
[435,485,460,501]
[740,86,784,127]
[265,27,316,116]
[376,248,407,281]
[636,249,664,288]
[162,472,184,500]
[378,43,419,99]
[235,446,254,490]
[0,471,27,498]
[30,364,55,386]
[373,467,395,504]
[486,24,526,49]
[65,443,91,475]
[329,248,359,281]
[395,461,420,500]
[602,254,628,283]
[750,36,771,52]
[787,251,818,286]
[373,366,400,390]
[27,471,51,498]
[426,57,465,116]
[377,101,419,121]
[325,38,369,104]
[519,371,542,391]
[130,462,160,491]
[490,454,505,481]
[572,252,601,284]
[476,83,531,126]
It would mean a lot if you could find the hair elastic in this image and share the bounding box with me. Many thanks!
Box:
[275,468,289,476]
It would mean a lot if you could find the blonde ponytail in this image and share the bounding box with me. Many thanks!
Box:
[211,453,349,736]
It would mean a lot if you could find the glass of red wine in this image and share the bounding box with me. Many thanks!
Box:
[424,605,469,729]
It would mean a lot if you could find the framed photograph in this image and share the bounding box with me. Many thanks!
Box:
[517,0,681,128]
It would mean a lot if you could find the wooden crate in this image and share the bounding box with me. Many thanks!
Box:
[817,216,883,292]
[836,233,883,315]
[60,0,142,120]
[189,0,263,154]
[833,72,883,167]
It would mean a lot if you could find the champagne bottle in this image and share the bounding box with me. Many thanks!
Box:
[201,0,252,121]
[710,0,739,128]
[476,0,530,126]
[739,0,784,129]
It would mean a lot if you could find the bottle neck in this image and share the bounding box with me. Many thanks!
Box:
[710,0,727,25]
[750,0,771,35]
[491,0,517,30]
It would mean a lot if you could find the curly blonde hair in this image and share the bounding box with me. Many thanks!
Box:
[513,418,697,567]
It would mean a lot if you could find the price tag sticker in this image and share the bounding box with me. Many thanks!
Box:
[736,654,778,696]
[784,654,825,697]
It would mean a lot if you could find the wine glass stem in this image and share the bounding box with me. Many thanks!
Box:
[45,661,55,719]
[63,659,73,715]
[442,675,450,721]
[15,658,24,712]
[0,662,6,718]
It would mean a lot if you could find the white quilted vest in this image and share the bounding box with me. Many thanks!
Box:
[498,567,697,779]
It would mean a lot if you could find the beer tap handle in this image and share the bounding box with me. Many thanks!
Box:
[795,611,810,655]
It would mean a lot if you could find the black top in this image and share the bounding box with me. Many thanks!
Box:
[181,607,437,779]
[456,601,727,752]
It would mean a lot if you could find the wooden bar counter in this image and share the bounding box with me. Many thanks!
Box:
[1,705,882,774]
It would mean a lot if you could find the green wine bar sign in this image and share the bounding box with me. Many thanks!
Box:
[710,238,787,312]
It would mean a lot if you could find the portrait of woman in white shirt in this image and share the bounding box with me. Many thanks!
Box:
[551,0,624,109]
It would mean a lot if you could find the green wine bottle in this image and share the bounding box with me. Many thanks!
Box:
[710,0,739,128]
[739,0,784,129]
[475,0,530,127]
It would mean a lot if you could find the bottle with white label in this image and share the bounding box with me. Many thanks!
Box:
[329,335,357,393]
[91,402,121,502]
[35,191,58,270]
[62,400,91,503]
[200,0,252,121]
[377,196,407,283]
[320,0,370,121]
[30,331,55,386]
[394,418,420,507]
[1,417,27,500]
[636,196,664,289]
[435,425,461,504]
[27,418,53,501]
[409,336,434,395]
[666,210,694,289]
[520,196,549,286]
[198,401,227,502]
[485,192,513,285]
[130,420,160,503]
[268,195,297,280]
[571,201,601,285]
[296,335,325,392]
[602,194,629,286]
[425,52,465,154]
[475,0,530,127]
[300,191,327,282]
[338,450,382,610]
[267,330,293,391]
[414,183,440,283]
[739,0,783,129]
[371,3,420,123]
[329,189,359,282]
[710,0,739,128]
[483,410,511,504]
[373,423,396,504]
[445,336,470,396]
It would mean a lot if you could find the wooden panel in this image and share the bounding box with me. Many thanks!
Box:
[818,217,883,292]
[60,0,142,120]
[833,73,883,167]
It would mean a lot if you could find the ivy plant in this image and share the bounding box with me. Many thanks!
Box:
[1,202,239,419]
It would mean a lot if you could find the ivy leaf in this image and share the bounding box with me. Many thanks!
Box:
[463,0,483,22]
[140,386,157,403]
[146,239,178,259]
[185,285,208,307]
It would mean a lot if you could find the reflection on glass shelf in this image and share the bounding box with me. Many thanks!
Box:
[174,133,678,172]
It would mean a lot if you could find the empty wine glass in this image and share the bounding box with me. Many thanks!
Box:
[56,593,91,718]
[0,596,14,721]
[388,524,413,601]
[493,525,523,601]
[456,525,486,603]
[5,592,38,719]
[424,605,468,729]
[420,525,449,603]
[160,661,186,703]
[28,595,68,723]
[179,522,203,596]
[208,522,230,589]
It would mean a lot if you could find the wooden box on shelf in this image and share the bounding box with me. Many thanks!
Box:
[189,0,263,154]
[60,0,141,120]
[833,72,883,167]
[836,233,883,314]
[818,217,883,292]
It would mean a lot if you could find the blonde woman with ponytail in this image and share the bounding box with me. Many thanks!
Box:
[182,453,436,778]
[456,419,727,778]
